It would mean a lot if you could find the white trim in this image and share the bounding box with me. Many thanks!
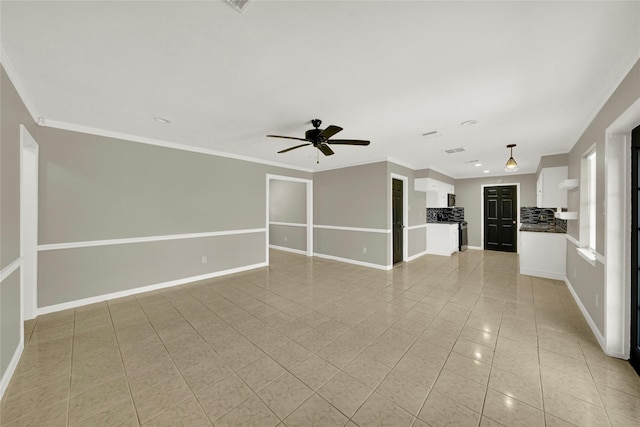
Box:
[407,223,428,230]
[269,221,307,228]
[0,258,22,283]
[520,268,565,280]
[41,118,313,173]
[0,340,24,400]
[390,173,409,264]
[567,234,606,266]
[313,224,391,234]
[479,183,521,252]
[406,250,428,262]
[602,97,638,360]
[269,245,307,255]
[468,246,483,251]
[564,276,607,355]
[37,262,267,316]
[38,228,266,251]
[313,252,392,271]
[566,234,580,247]
[0,49,39,123]
[577,247,597,267]
[266,174,313,262]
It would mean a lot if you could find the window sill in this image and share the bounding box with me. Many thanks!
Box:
[576,247,597,267]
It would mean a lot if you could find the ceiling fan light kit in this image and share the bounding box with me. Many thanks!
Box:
[267,119,370,163]
[504,144,519,172]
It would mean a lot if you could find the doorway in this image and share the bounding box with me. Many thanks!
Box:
[265,174,313,264]
[631,124,640,374]
[392,178,403,264]
[484,185,517,252]
[20,125,38,320]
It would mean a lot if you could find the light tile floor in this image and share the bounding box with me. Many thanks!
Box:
[2,249,640,426]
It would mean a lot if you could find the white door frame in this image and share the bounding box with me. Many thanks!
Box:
[603,96,640,358]
[20,125,38,320]
[390,173,409,264]
[265,174,313,264]
[479,182,521,252]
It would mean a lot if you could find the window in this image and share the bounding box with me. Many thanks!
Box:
[587,150,596,250]
[579,146,597,260]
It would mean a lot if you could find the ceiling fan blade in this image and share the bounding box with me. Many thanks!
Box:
[326,139,371,146]
[317,143,335,156]
[266,135,309,143]
[317,125,343,139]
[277,143,311,153]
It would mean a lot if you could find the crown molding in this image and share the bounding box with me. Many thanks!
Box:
[40,118,314,173]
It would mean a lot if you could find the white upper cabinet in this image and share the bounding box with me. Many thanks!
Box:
[536,166,568,208]
[415,178,455,207]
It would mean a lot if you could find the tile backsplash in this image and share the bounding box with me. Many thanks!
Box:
[520,206,567,231]
[426,207,465,222]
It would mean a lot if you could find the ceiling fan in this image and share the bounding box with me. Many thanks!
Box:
[267,119,370,161]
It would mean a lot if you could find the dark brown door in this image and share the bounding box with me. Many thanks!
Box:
[631,124,640,375]
[392,178,403,264]
[484,185,517,252]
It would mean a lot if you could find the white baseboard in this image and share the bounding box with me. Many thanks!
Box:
[406,250,427,262]
[425,250,455,257]
[467,246,483,251]
[564,276,606,352]
[0,339,24,400]
[520,268,565,280]
[269,245,308,256]
[313,253,392,271]
[37,262,267,316]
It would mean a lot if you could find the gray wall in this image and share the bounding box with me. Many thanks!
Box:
[269,180,306,224]
[536,153,568,179]
[455,174,537,248]
[269,179,307,252]
[565,58,640,336]
[314,162,389,266]
[36,126,310,308]
[1,66,36,384]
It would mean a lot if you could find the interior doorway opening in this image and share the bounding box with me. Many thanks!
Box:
[20,125,39,321]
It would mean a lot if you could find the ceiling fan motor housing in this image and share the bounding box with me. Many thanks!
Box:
[305,128,323,144]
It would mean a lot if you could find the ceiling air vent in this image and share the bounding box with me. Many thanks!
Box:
[223,0,252,13]
[444,147,466,154]
[422,131,442,138]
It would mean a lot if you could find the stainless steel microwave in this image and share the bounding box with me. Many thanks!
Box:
[447,193,456,207]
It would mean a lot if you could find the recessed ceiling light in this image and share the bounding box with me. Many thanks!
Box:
[460,120,477,126]
[474,163,482,167]
[153,117,171,124]
[483,170,490,173]
[422,130,442,138]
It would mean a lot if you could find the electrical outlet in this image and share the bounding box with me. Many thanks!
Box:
[284,236,287,242]
[201,256,208,264]
[363,247,367,254]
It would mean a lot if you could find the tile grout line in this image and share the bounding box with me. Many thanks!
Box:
[105,302,142,426]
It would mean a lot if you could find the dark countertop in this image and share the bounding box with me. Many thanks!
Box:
[519,223,566,234]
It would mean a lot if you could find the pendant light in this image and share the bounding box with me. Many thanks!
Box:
[504,144,519,172]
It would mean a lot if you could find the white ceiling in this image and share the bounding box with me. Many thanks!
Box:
[2,1,639,177]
